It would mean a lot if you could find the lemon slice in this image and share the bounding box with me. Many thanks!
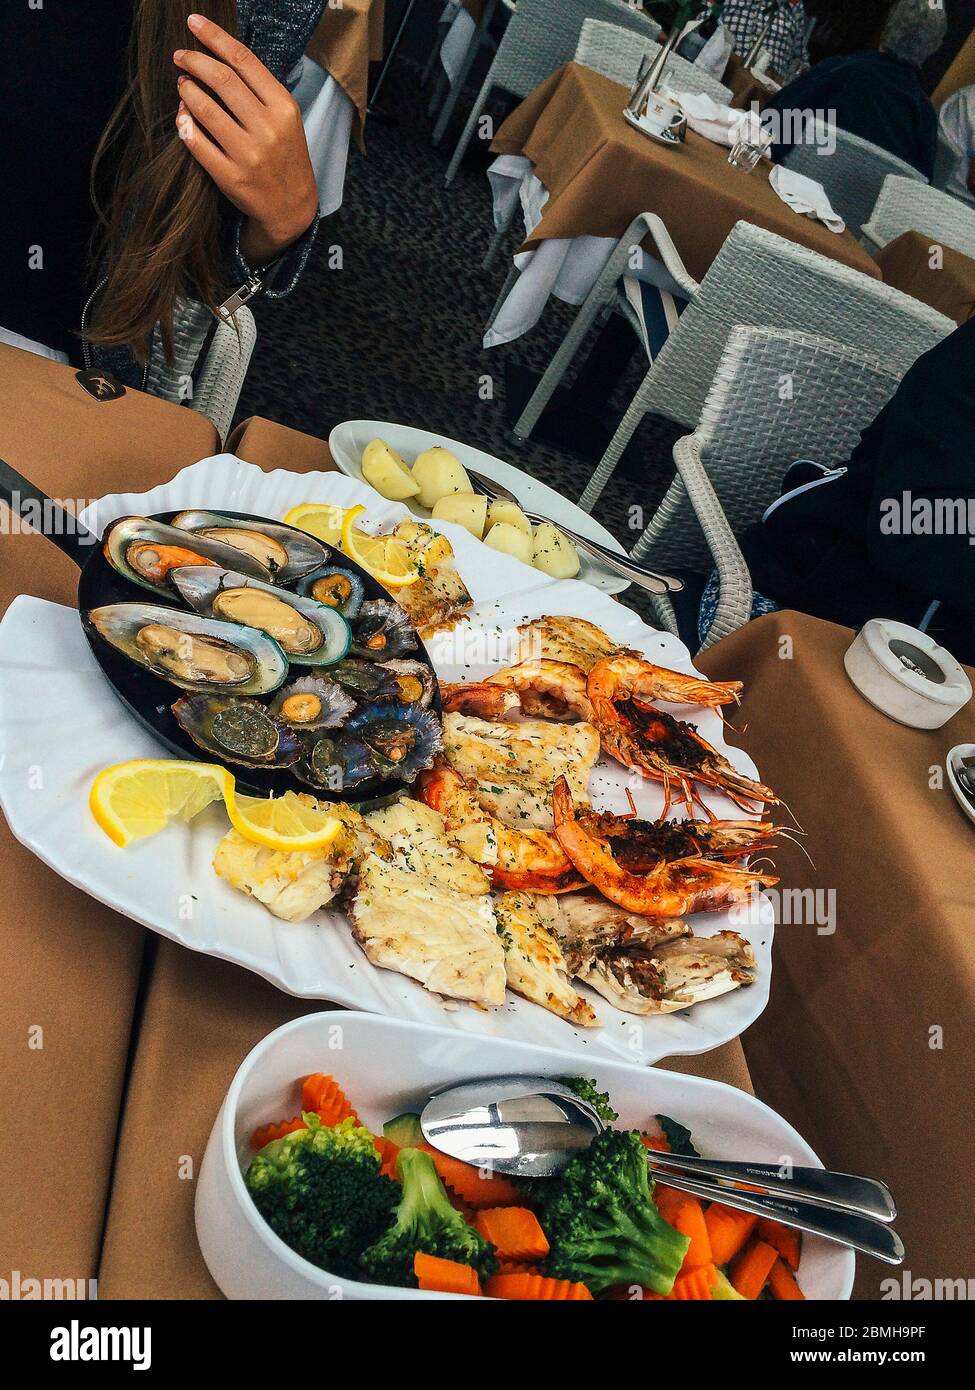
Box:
[90,759,232,848]
[281,502,352,547]
[340,505,421,588]
[226,789,344,854]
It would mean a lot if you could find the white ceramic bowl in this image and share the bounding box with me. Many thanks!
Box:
[195,1011,854,1300]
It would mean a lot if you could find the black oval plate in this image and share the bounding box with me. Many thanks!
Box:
[77,510,441,803]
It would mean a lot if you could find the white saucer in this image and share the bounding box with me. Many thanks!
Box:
[946,743,975,828]
[622,106,684,146]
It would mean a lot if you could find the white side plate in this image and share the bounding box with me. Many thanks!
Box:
[328,418,630,595]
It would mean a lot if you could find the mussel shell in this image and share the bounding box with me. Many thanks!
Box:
[350,600,416,661]
[83,603,289,694]
[172,694,302,768]
[294,735,347,792]
[103,516,270,596]
[170,511,327,582]
[339,701,442,785]
[295,564,364,618]
[268,674,356,730]
[170,568,351,667]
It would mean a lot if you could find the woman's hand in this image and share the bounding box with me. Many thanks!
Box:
[174,13,318,268]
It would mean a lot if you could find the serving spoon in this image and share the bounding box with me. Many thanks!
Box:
[420,1076,904,1265]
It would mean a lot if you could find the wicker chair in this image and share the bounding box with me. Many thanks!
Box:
[575,19,732,103]
[632,325,904,649]
[861,174,975,258]
[442,0,661,187]
[782,128,926,238]
[190,307,258,444]
[510,218,952,508]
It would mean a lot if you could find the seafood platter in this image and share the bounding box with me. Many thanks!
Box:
[0,457,782,1066]
[79,509,442,802]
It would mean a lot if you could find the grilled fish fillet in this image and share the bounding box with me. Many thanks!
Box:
[350,853,505,1006]
[388,520,473,636]
[578,931,757,1015]
[553,892,690,971]
[442,712,600,830]
[365,797,490,896]
[495,892,598,1027]
[213,829,355,923]
[517,615,632,672]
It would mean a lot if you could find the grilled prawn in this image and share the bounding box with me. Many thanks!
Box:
[551,777,778,918]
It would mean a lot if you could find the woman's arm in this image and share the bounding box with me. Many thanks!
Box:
[174,13,318,268]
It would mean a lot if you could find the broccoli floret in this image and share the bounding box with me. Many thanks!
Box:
[359,1147,499,1288]
[656,1113,700,1157]
[245,1114,398,1278]
[537,1128,690,1296]
[559,1075,619,1126]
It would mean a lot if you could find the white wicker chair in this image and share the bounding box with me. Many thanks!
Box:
[442,0,661,187]
[510,218,953,508]
[861,174,975,258]
[633,325,904,649]
[575,19,733,103]
[782,128,927,238]
[190,306,258,444]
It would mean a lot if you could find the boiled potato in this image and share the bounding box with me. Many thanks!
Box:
[431,492,488,539]
[361,439,420,501]
[483,521,534,565]
[411,446,473,510]
[485,499,532,537]
[532,521,581,579]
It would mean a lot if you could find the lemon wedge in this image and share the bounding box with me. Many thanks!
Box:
[340,505,421,588]
[90,759,232,847]
[225,789,344,854]
[281,502,352,548]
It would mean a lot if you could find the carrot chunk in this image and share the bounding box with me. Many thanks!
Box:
[705,1203,759,1265]
[414,1252,481,1296]
[757,1217,802,1271]
[768,1256,805,1301]
[654,1189,712,1269]
[249,1115,306,1150]
[730,1239,779,1300]
[474,1207,550,1263]
[418,1142,522,1208]
[485,1272,593,1300]
[374,1136,401,1181]
[666,1263,717,1300]
[301,1073,358,1126]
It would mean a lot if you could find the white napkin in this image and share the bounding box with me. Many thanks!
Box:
[769,165,846,233]
[670,90,747,147]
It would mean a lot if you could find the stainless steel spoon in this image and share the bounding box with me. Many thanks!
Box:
[420,1076,904,1266]
[464,467,684,596]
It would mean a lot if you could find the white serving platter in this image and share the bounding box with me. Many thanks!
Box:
[0,456,775,1068]
[328,418,630,595]
[195,1010,854,1300]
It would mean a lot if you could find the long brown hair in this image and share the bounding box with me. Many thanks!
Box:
[88,0,238,362]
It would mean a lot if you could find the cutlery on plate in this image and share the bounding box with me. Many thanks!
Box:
[465,467,684,596]
[420,1076,904,1265]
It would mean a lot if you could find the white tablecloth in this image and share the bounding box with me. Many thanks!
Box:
[483,155,688,349]
[440,3,478,84]
[289,56,355,218]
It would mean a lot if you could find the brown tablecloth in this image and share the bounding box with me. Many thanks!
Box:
[97,933,755,1299]
[698,610,975,1300]
[724,53,782,112]
[876,229,975,327]
[306,0,385,137]
[492,62,880,284]
[0,345,220,1285]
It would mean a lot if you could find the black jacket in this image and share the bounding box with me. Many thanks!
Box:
[743,317,975,663]
[764,52,938,181]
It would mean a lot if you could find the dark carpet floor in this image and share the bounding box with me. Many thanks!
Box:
[236,55,685,624]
